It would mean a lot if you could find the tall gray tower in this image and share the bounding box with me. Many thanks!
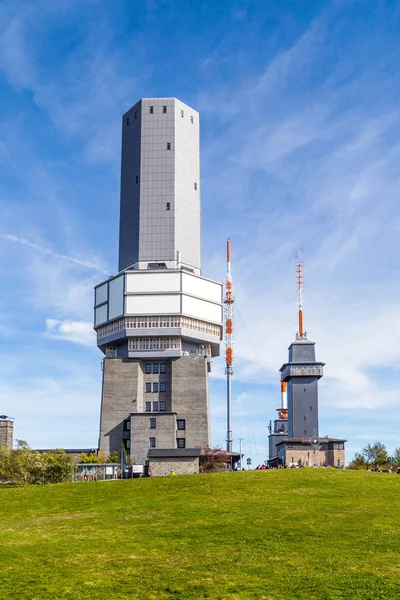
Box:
[94,98,223,465]
[279,339,324,438]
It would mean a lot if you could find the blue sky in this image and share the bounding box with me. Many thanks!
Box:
[1,0,400,464]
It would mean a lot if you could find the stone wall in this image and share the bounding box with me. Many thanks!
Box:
[282,446,345,467]
[170,355,210,448]
[131,413,176,465]
[0,420,13,449]
[149,456,199,477]
[99,358,142,455]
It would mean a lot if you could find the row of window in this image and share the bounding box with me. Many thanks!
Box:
[149,437,185,449]
[97,316,221,339]
[146,363,166,374]
[149,418,185,430]
[128,338,181,351]
[145,382,167,393]
[134,173,197,189]
[145,401,166,412]
[126,106,194,124]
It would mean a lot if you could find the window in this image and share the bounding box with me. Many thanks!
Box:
[166,202,170,210]
[163,105,167,113]
[152,402,159,411]
[105,346,117,358]
[160,382,166,393]
[134,111,137,119]
[177,438,186,448]
[304,416,306,421]
[304,430,307,435]
[177,419,185,430]
[310,406,312,410]
[149,418,156,429]
[153,364,159,374]
[124,420,131,430]
[125,440,131,449]
[136,175,139,184]
[160,401,166,411]
[160,364,166,374]
[145,382,151,393]
[146,364,152,374]
[181,109,184,117]
[191,116,194,124]
[149,437,156,448]
[194,182,197,190]
[150,106,153,114]
[126,117,130,126]
[167,142,171,150]
[145,401,151,412]
[153,382,159,393]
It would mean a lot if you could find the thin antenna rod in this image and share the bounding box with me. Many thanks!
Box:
[224,239,234,453]
[296,247,304,338]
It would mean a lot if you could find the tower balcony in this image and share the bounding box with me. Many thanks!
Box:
[280,363,324,381]
[94,269,223,358]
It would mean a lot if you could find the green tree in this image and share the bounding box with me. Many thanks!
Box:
[107,451,120,463]
[362,442,389,468]
[80,452,101,464]
[348,452,368,470]
[42,449,74,483]
[390,447,400,468]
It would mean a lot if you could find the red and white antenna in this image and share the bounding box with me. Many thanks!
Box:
[296,247,305,339]
[224,239,234,452]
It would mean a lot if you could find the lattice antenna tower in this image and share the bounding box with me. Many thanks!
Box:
[296,247,306,339]
[224,239,234,453]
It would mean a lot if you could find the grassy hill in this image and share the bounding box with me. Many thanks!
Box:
[1,469,399,600]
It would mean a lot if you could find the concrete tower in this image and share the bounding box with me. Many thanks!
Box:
[0,415,14,449]
[280,339,324,438]
[94,98,223,466]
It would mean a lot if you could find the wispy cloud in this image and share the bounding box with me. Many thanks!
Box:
[1,234,108,273]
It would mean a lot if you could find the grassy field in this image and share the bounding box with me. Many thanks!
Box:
[1,469,399,600]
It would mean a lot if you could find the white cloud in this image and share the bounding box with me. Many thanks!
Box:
[45,319,95,346]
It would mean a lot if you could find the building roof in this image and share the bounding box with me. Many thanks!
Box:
[35,448,97,454]
[276,437,347,447]
[147,448,201,458]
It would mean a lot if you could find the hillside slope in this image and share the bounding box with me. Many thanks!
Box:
[1,470,399,599]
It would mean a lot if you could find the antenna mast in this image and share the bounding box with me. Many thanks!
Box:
[224,239,234,453]
[296,247,305,339]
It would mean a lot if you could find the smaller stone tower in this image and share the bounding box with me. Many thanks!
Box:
[0,416,14,449]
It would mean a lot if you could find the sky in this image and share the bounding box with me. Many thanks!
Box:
[1,0,400,465]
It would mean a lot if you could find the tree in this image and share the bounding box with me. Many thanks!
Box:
[362,442,389,468]
[0,442,73,485]
[390,447,400,468]
[42,449,74,483]
[348,452,367,470]
[107,451,120,463]
[199,447,231,473]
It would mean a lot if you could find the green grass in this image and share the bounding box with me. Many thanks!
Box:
[1,470,400,600]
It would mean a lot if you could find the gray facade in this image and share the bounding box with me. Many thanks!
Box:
[99,355,210,464]
[119,98,200,274]
[96,98,221,464]
[0,417,13,449]
[268,417,288,460]
[280,340,324,438]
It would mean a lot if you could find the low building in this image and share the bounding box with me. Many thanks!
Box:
[148,448,201,476]
[276,437,346,468]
